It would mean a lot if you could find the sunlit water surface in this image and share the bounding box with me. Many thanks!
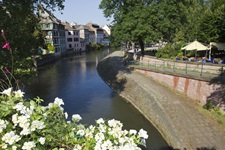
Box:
[25,50,169,150]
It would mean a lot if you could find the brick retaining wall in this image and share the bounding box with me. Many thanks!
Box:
[134,68,225,113]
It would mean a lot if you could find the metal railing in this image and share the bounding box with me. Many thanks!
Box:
[128,59,225,81]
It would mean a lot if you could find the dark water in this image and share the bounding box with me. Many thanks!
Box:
[25,50,169,150]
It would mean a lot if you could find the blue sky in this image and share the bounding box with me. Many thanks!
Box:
[54,0,112,26]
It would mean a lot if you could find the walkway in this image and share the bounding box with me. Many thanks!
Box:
[97,51,225,150]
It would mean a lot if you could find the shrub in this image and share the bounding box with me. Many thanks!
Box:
[0,88,148,150]
[156,42,183,59]
[203,100,214,110]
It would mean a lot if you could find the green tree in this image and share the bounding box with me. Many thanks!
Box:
[100,0,215,58]
[0,0,64,74]
[198,0,225,42]
[100,0,160,55]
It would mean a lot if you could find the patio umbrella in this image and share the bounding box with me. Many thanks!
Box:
[181,40,209,57]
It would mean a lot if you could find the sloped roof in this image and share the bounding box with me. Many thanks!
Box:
[86,23,100,28]
[62,22,73,31]
[73,25,89,30]
[38,5,61,24]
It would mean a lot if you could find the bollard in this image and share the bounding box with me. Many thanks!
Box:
[220,66,224,79]
[200,63,203,76]
[163,61,165,71]
[185,63,187,74]
[173,62,175,72]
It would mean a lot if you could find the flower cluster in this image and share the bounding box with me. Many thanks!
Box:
[0,88,148,149]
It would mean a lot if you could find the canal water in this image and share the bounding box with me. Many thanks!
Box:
[25,49,169,150]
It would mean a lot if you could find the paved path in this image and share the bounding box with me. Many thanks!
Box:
[98,51,225,150]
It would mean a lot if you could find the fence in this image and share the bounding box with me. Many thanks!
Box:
[128,57,225,81]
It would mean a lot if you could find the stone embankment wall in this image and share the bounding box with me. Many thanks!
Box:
[137,56,225,112]
[98,51,225,149]
[97,51,188,149]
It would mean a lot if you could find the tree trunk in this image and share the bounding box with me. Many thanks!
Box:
[139,37,145,55]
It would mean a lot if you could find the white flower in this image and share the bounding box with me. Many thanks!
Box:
[96,118,104,124]
[2,131,21,145]
[12,114,18,126]
[73,144,82,150]
[18,115,30,128]
[23,107,34,116]
[72,114,82,122]
[108,119,123,128]
[64,112,68,119]
[85,125,95,138]
[0,143,7,149]
[94,132,105,142]
[77,129,85,136]
[101,140,113,150]
[47,102,53,109]
[22,141,36,150]
[98,124,106,133]
[138,129,148,139]
[43,113,47,118]
[94,142,101,150]
[54,97,64,106]
[0,119,7,133]
[31,120,45,131]
[13,102,28,115]
[123,129,128,136]
[12,146,17,150]
[14,89,25,98]
[20,127,31,135]
[59,106,64,112]
[118,137,126,145]
[118,143,140,150]
[39,137,45,145]
[0,87,12,96]
[129,129,137,135]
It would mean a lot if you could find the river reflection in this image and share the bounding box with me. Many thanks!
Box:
[25,50,169,150]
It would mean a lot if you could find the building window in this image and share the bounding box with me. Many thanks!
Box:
[53,38,59,44]
[74,38,79,42]
[53,24,58,29]
[68,32,71,35]
[73,31,79,35]
[53,31,58,36]
[55,47,58,52]
[69,44,72,48]
[45,24,50,28]
[67,38,72,42]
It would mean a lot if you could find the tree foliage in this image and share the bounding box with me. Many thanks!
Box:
[0,0,64,72]
[100,0,160,55]
[99,0,225,57]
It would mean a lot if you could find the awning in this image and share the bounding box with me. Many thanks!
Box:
[181,40,209,51]
[210,42,225,50]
